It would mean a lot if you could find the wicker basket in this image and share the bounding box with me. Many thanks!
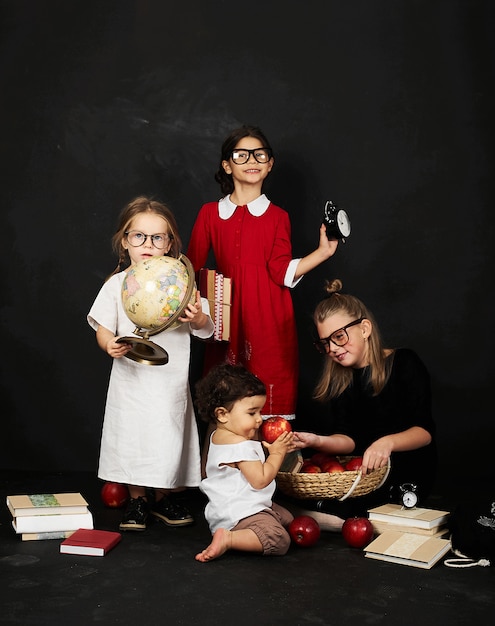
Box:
[276,456,390,501]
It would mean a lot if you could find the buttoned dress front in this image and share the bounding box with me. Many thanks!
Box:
[187,195,300,418]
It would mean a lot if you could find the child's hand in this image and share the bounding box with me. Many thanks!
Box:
[361,437,393,475]
[108,336,132,359]
[178,291,207,329]
[263,431,294,457]
[318,223,339,259]
[291,431,318,449]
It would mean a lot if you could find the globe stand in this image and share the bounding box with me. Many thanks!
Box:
[118,254,196,366]
[116,335,169,366]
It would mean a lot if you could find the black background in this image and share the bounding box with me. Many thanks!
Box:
[1,0,494,492]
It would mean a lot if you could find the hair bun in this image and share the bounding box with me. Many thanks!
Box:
[324,278,343,295]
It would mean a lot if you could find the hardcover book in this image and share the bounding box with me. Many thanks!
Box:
[364,530,452,569]
[367,504,449,530]
[12,510,94,534]
[221,277,231,341]
[60,528,122,556]
[279,451,304,473]
[199,268,231,341]
[370,520,449,538]
[7,493,89,517]
[21,530,76,542]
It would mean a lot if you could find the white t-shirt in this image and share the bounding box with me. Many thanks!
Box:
[200,436,275,532]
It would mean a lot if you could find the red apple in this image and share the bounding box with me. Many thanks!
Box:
[301,462,321,473]
[321,460,345,473]
[341,516,374,548]
[260,416,292,443]
[101,482,129,508]
[288,515,321,547]
[345,457,363,471]
[311,452,336,467]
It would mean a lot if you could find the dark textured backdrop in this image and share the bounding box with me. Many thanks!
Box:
[1,0,494,492]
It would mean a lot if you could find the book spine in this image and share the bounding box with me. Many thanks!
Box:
[222,277,231,341]
[214,273,223,340]
[12,511,94,534]
[368,514,434,529]
[11,506,89,517]
[21,530,76,541]
[370,521,448,537]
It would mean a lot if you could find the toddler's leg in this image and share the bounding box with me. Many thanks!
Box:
[195,528,262,562]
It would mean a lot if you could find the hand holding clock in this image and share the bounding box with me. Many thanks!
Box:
[323,200,351,241]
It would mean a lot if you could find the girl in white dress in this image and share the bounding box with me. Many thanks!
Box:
[88,196,214,531]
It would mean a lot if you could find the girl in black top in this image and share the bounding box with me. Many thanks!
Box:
[292,279,437,520]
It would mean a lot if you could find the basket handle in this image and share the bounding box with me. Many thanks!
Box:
[338,458,391,502]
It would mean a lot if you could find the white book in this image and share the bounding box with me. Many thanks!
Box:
[367,504,449,530]
[12,510,94,534]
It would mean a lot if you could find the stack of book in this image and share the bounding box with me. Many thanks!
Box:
[364,504,451,569]
[7,492,94,541]
[368,503,450,537]
[199,268,231,341]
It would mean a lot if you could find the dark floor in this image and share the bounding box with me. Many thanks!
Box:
[0,470,493,626]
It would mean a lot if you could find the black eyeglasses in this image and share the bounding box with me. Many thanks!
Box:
[313,318,364,354]
[125,231,172,250]
[230,147,272,165]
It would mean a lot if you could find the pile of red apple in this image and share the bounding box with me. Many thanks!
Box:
[300,453,363,473]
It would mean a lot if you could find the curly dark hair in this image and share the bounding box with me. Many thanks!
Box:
[195,364,267,423]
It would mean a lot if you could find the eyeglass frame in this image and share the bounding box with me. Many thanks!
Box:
[313,317,365,353]
[230,147,273,165]
[124,230,172,250]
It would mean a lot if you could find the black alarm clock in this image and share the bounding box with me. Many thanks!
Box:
[399,483,418,509]
[323,200,351,242]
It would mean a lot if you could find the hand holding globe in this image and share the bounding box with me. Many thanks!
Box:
[118,254,197,365]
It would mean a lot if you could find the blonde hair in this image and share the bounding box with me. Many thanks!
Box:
[313,279,393,400]
[107,196,182,279]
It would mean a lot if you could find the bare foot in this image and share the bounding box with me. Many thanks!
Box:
[195,528,232,562]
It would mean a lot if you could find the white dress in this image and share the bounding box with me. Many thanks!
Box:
[88,272,214,489]
[200,437,275,533]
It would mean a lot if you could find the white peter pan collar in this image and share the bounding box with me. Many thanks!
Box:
[218,194,270,219]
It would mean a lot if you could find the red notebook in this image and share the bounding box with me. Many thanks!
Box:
[59,528,122,556]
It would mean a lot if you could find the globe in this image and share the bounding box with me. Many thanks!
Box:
[122,255,197,333]
[119,254,197,365]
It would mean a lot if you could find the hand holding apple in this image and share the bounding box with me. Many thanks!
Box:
[260,416,292,443]
[264,430,294,461]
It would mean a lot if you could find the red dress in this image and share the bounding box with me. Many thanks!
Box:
[187,197,299,417]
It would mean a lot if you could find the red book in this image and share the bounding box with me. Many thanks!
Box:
[59,528,122,556]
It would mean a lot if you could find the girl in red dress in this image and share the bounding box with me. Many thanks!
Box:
[187,125,338,420]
